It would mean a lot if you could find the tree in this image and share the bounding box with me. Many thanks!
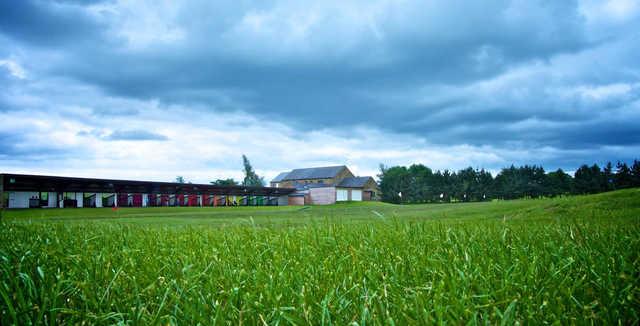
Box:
[175,176,186,184]
[615,161,633,189]
[573,164,602,194]
[407,164,433,203]
[440,170,456,202]
[211,178,239,186]
[546,169,573,196]
[476,169,494,200]
[493,165,524,199]
[378,165,410,204]
[456,167,478,202]
[632,160,640,187]
[242,155,265,187]
[603,162,615,191]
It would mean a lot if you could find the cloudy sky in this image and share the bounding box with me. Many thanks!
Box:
[1,0,639,183]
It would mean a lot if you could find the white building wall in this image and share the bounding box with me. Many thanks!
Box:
[336,189,348,201]
[351,189,363,201]
[47,192,57,208]
[76,192,83,208]
[95,193,103,208]
[8,191,38,208]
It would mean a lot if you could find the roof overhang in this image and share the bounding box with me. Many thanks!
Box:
[0,173,296,196]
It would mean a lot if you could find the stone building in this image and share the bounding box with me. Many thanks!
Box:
[270,165,379,205]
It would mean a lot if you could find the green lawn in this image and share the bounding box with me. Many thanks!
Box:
[1,189,639,324]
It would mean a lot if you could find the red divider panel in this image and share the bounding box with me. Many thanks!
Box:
[188,194,198,206]
[117,193,128,207]
[132,194,143,207]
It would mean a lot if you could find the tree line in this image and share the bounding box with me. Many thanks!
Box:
[378,160,640,204]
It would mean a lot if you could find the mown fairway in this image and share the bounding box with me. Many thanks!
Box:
[1,189,639,324]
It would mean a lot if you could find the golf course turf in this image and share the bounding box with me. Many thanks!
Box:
[1,189,639,324]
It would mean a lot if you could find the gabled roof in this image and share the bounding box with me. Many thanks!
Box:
[291,182,334,191]
[337,176,374,188]
[281,165,347,181]
[271,171,290,183]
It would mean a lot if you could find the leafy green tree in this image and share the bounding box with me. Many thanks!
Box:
[493,165,524,199]
[429,170,445,202]
[456,167,478,201]
[476,169,494,200]
[573,164,603,194]
[546,169,573,196]
[211,178,239,186]
[614,161,633,189]
[378,165,410,204]
[175,176,186,184]
[632,160,640,187]
[530,165,547,198]
[242,155,265,187]
[407,164,433,203]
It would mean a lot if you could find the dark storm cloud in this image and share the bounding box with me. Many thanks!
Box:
[105,130,169,141]
[1,0,639,171]
[12,1,591,100]
[0,0,106,46]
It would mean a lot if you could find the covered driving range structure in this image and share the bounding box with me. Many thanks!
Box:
[0,173,296,209]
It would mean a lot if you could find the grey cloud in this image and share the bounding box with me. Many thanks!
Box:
[105,130,169,141]
[0,131,77,161]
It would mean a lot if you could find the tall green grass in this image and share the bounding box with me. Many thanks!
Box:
[1,189,639,324]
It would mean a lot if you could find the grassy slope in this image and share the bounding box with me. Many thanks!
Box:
[1,189,639,324]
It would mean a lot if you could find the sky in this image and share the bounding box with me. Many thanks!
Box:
[1,0,639,183]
